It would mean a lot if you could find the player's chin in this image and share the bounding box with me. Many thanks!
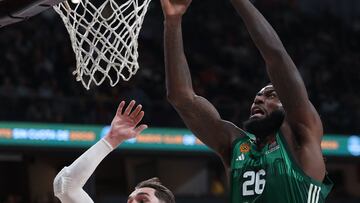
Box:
[249,114,266,120]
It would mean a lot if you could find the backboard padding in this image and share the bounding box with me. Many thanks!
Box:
[0,0,64,28]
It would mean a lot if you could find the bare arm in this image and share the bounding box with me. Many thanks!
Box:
[230,0,326,182]
[161,0,243,166]
[53,101,147,203]
[231,0,323,142]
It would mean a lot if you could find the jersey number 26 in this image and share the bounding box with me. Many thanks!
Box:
[243,169,266,196]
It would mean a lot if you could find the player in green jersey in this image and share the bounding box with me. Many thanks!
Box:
[160,0,333,202]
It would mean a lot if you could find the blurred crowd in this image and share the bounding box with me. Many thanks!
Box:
[0,0,359,134]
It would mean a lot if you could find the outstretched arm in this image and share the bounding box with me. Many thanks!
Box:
[161,0,243,167]
[231,0,326,182]
[231,0,322,141]
[53,139,112,203]
[53,101,147,203]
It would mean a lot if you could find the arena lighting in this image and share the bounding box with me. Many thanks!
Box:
[348,135,360,156]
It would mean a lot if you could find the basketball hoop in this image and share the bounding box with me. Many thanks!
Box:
[53,0,152,89]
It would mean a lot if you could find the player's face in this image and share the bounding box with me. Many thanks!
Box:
[127,187,162,203]
[250,84,282,119]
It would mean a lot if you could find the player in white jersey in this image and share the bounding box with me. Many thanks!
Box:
[53,100,175,203]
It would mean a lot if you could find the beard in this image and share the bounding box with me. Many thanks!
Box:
[243,108,285,139]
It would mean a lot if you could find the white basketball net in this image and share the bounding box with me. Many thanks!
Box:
[53,0,151,89]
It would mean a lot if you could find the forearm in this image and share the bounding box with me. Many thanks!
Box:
[53,139,113,202]
[232,0,309,106]
[231,0,286,62]
[164,17,195,103]
[163,16,237,165]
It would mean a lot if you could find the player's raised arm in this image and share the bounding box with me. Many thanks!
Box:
[230,0,322,142]
[53,101,147,203]
[160,0,244,167]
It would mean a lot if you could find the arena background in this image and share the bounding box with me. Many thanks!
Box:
[0,0,359,202]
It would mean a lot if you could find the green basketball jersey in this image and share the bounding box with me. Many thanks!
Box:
[230,132,333,203]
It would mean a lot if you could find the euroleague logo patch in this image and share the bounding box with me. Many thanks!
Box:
[239,143,250,153]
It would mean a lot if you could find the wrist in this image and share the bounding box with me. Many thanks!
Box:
[164,15,182,25]
[103,132,125,149]
[101,138,114,151]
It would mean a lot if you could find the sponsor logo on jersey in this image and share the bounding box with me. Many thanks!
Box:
[266,141,280,154]
[240,143,250,153]
[268,141,277,150]
[236,153,245,161]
